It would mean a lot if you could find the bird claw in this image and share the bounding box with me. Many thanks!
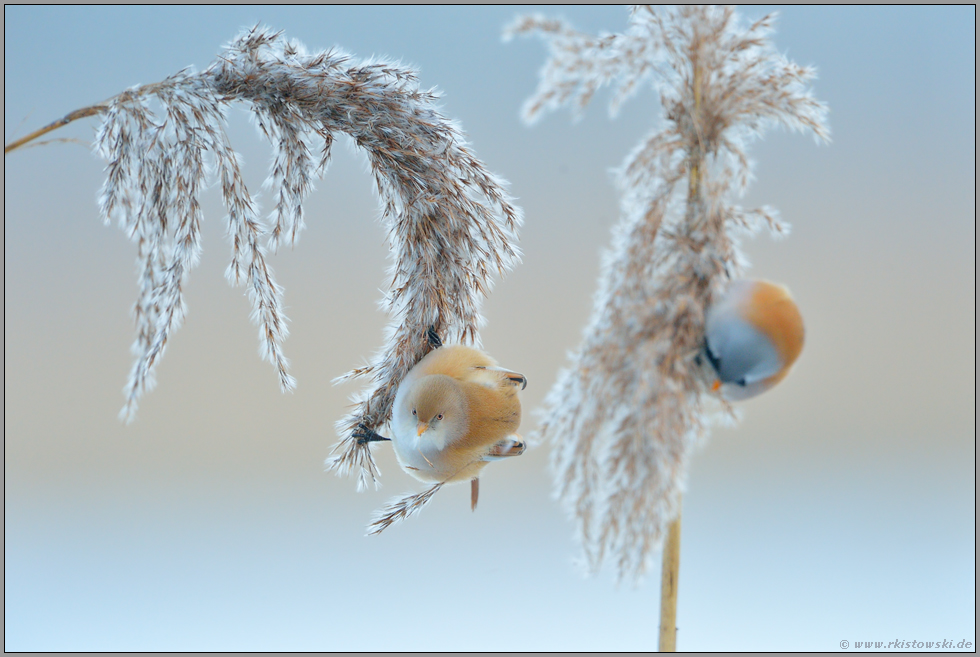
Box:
[353,423,391,445]
[473,366,527,390]
[507,374,527,390]
[426,326,443,349]
[484,436,526,460]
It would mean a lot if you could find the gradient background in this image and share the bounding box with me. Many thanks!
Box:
[4,6,975,651]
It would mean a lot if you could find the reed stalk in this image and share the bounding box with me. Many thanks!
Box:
[658,507,682,651]
[508,4,828,586]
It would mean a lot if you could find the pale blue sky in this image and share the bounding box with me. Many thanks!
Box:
[5,6,975,651]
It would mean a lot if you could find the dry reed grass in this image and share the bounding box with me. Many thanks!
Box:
[5,27,522,499]
[508,5,828,582]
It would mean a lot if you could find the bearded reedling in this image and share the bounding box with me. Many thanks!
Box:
[701,279,805,401]
[356,342,526,511]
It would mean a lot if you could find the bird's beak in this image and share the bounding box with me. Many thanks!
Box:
[416,421,430,437]
[711,379,722,392]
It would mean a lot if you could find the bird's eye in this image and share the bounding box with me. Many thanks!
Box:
[436,413,444,421]
[412,408,417,416]
[737,378,747,387]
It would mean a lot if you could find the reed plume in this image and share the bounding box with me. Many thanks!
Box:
[367,483,444,536]
[6,27,522,497]
[507,5,828,582]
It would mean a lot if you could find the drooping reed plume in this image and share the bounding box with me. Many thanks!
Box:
[6,28,522,502]
[367,481,445,535]
[507,5,828,582]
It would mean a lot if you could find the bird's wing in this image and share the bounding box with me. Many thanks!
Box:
[453,380,522,453]
[416,344,495,379]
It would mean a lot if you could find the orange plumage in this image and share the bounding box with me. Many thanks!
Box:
[391,345,526,507]
[703,279,804,400]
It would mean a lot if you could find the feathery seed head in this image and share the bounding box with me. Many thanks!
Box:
[510,4,827,582]
[86,27,521,496]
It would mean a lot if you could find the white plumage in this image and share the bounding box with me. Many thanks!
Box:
[390,344,526,509]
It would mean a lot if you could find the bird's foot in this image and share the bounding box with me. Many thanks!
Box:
[506,373,527,390]
[426,326,443,349]
[353,424,391,445]
[484,435,526,460]
[474,366,527,390]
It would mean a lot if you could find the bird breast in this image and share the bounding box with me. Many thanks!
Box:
[390,345,523,483]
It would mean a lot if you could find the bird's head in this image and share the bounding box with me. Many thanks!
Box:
[703,279,804,401]
[408,374,467,439]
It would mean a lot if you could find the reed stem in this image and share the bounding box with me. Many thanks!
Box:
[4,105,106,155]
[659,61,700,653]
[658,506,682,652]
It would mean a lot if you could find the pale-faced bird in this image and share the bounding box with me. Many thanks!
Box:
[387,344,526,509]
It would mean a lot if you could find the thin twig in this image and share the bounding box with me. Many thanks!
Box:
[13,137,91,151]
[5,105,106,154]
